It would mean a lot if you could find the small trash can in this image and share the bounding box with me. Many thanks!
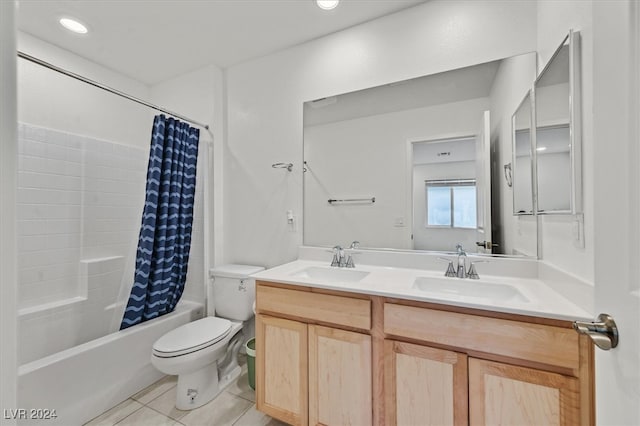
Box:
[245,337,256,390]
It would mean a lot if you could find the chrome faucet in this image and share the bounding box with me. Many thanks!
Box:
[441,245,485,279]
[331,242,360,268]
[455,244,467,278]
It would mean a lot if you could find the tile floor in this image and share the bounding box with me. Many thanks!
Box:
[84,356,286,426]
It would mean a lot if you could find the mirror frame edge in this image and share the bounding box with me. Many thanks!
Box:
[511,90,536,217]
[533,29,583,215]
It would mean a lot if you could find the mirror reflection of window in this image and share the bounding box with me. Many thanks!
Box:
[425,180,477,229]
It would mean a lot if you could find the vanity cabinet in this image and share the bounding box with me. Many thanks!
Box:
[384,340,468,426]
[255,282,372,426]
[255,315,308,425]
[255,281,594,426]
[468,358,580,425]
[383,302,592,426]
[309,325,372,426]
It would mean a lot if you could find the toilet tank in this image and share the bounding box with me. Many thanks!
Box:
[208,264,264,321]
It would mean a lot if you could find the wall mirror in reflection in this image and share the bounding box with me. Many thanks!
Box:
[534,30,582,214]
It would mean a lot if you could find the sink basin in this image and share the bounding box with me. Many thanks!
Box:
[290,266,369,283]
[412,277,529,304]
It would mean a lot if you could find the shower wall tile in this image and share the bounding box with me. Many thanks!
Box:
[16,124,148,311]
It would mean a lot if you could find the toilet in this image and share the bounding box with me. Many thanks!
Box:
[151,264,264,410]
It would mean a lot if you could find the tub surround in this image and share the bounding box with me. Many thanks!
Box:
[252,247,593,322]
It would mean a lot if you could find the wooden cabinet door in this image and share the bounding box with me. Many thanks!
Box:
[384,340,468,426]
[256,314,308,426]
[308,325,372,426]
[469,358,580,426]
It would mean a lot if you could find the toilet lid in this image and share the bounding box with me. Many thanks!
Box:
[153,317,232,357]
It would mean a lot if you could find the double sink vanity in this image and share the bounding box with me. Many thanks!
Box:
[252,247,594,426]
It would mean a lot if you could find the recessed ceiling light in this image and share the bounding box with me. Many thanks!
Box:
[59,17,88,34]
[317,0,339,10]
[536,146,547,151]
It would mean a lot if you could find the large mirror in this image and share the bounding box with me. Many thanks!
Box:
[303,52,537,256]
[512,91,534,215]
[534,30,582,214]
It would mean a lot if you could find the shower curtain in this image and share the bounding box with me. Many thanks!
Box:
[120,115,200,330]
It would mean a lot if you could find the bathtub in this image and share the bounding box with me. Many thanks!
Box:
[17,300,204,426]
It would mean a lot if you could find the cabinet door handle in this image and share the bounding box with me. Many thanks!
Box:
[573,313,619,350]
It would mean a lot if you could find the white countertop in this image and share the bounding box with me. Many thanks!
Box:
[252,259,593,322]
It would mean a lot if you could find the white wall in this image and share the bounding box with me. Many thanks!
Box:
[225,0,537,268]
[304,97,489,250]
[1,0,18,419]
[488,53,538,256]
[536,1,593,283]
[17,32,151,148]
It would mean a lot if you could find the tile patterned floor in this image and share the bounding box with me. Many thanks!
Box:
[84,358,286,426]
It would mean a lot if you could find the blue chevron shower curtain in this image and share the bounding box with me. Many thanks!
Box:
[120,115,200,330]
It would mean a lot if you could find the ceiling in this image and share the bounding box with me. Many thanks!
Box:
[17,0,427,85]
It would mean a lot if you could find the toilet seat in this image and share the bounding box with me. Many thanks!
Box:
[152,317,232,358]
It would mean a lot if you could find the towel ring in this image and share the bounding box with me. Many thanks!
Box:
[272,162,293,172]
[503,163,513,187]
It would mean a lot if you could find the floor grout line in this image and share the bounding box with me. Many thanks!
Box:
[143,403,181,422]
[141,384,177,406]
[231,403,255,426]
[132,379,177,406]
[231,393,256,404]
[112,403,145,426]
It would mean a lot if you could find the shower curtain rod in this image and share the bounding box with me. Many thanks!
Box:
[17,50,210,130]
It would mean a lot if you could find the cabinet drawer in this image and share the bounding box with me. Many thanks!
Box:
[257,283,371,331]
[384,303,580,372]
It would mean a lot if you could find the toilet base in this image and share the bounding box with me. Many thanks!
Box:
[175,363,242,410]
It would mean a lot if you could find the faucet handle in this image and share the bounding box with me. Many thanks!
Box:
[345,254,355,268]
[467,260,488,280]
[445,262,457,277]
[438,257,457,277]
[331,245,342,267]
[344,244,360,269]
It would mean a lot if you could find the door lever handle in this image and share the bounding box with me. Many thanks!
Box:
[573,313,619,350]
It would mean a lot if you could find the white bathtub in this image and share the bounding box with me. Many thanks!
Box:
[17,301,204,426]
